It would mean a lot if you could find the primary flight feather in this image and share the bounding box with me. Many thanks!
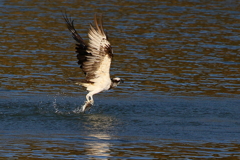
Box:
[63,13,123,112]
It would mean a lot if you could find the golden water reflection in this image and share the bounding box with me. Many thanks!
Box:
[84,134,111,159]
[1,0,239,98]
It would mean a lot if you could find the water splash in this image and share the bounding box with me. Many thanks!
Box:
[53,96,60,113]
[73,101,93,114]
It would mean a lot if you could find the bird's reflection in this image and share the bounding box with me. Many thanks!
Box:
[81,114,117,159]
[85,133,111,159]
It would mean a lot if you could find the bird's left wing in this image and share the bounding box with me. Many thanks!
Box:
[83,14,113,81]
[64,13,113,82]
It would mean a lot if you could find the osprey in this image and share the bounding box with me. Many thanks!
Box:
[63,13,123,112]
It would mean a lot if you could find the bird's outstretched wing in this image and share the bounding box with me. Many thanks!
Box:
[63,13,113,83]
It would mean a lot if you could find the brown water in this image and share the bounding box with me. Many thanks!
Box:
[0,0,240,159]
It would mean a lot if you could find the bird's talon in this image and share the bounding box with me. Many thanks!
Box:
[90,100,94,105]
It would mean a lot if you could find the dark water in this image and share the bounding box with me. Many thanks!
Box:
[1,0,240,159]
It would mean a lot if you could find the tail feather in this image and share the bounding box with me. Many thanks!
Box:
[69,79,94,86]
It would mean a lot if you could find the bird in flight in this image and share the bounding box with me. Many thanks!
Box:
[63,13,123,112]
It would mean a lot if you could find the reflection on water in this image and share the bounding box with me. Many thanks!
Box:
[85,134,111,159]
[1,133,240,159]
[1,0,240,159]
[0,97,239,159]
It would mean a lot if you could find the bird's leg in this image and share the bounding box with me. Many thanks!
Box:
[90,95,94,105]
[86,93,94,105]
[80,94,93,113]
[86,94,90,102]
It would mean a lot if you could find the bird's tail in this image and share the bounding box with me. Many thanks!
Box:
[69,79,93,87]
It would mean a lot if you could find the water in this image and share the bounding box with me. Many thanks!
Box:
[1,0,240,159]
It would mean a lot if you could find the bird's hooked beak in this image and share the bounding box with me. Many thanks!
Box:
[120,79,124,83]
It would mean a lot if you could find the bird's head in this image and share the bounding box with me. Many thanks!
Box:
[110,77,124,89]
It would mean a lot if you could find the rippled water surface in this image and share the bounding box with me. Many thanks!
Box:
[1,0,240,159]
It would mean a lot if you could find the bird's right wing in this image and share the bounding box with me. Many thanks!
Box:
[63,13,90,77]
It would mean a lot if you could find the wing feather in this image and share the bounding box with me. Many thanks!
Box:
[64,13,113,84]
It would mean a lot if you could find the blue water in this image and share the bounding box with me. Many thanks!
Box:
[1,95,240,159]
[1,95,239,141]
